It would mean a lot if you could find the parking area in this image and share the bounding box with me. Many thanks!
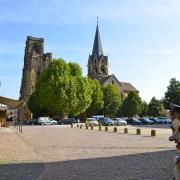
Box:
[0,124,176,180]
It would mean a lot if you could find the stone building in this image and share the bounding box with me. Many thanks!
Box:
[88,24,138,99]
[19,36,52,120]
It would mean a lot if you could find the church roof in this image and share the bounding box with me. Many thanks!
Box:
[100,75,139,93]
[120,82,138,92]
[92,24,103,56]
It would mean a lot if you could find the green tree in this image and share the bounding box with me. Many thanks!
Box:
[139,101,148,117]
[85,79,104,116]
[147,97,164,117]
[28,59,93,119]
[163,78,180,108]
[103,84,121,117]
[120,91,142,118]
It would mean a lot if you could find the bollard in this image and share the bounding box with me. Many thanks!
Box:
[71,124,73,128]
[80,124,82,129]
[151,130,156,136]
[114,127,117,133]
[77,124,79,128]
[99,126,102,131]
[91,125,94,130]
[136,129,141,135]
[124,128,128,134]
[86,125,88,130]
[105,126,108,132]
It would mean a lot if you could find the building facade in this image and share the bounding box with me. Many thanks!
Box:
[19,36,52,120]
[88,24,138,99]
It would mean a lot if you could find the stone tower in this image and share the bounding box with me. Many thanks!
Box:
[88,23,108,81]
[19,36,52,120]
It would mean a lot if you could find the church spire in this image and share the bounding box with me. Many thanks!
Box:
[92,22,103,56]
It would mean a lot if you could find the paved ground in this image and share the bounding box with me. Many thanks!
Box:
[0,124,177,180]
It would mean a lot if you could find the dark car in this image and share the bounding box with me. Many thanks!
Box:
[60,118,77,125]
[148,117,162,124]
[138,118,154,125]
[157,117,168,124]
[126,118,142,125]
[26,118,38,125]
[98,117,114,126]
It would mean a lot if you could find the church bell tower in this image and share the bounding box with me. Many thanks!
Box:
[88,23,108,81]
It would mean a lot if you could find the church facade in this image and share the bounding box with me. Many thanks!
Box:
[19,36,52,120]
[88,24,138,99]
[18,24,138,120]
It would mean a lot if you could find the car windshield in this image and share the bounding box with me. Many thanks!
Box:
[133,119,140,122]
[88,118,96,121]
[105,118,113,121]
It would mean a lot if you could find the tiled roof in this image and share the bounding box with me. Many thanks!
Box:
[120,82,138,92]
[100,75,138,93]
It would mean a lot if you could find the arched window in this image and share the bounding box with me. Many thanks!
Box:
[101,65,105,73]
[94,66,97,73]
[112,80,114,85]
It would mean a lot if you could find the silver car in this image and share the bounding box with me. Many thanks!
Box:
[113,118,127,126]
[38,117,57,125]
[86,118,99,126]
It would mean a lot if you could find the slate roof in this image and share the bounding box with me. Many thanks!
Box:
[92,24,103,56]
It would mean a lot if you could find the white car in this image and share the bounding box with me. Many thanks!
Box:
[113,118,127,126]
[86,118,99,126]
[38,117,57,125]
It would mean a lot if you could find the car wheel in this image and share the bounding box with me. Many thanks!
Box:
[53,122,56,125]
[41,123,44,125]
[31,122,34,125]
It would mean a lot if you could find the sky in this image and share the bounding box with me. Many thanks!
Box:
[0,0,179,103]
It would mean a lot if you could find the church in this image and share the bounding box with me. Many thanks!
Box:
[88,23,138,99]
[18,24,138,120]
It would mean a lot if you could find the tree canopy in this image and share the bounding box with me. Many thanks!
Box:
[147,97,164,117]
[120,91,142,118]
[102,84,121,117]
[163,78,180,108]
[85,79,104,116]
[139,101,148,117]
[28,59,92,118]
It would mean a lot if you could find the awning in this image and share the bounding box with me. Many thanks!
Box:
[0,96,25,108]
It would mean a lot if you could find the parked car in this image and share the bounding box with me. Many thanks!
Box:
[26,118,38,125]
[157,117,171,124]
[38,117,57,125]
[138,118,154,125]
[91,115,104,121]
[86,118,99,126]
[113,118,127,126]
[98,117,114,126]
[126,118,142,125]
[148,117,162,124]
[60,118,77,125]
[163,117,172,124]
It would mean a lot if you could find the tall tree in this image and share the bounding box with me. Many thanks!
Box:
[139,101,148,117]
[103,84,121,117]
[147,97,164,117]
[120,91,142,118]
[85,79,104,116]
[28,59,93,119]
[163,78,180,108]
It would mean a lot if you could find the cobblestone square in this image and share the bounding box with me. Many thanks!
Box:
[0,125,176,180]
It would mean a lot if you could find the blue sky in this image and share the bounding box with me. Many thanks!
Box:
[0,0,179,102]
